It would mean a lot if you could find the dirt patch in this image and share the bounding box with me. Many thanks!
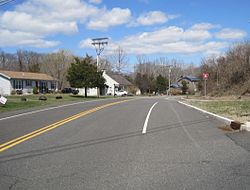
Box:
[218,126,233,132]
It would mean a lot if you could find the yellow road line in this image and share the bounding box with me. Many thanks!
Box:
[0,99,131,153]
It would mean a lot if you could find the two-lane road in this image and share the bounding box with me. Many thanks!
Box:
[1,97,250,189]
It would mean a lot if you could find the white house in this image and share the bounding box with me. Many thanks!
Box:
[77,71,133,96]
[0,70,58,95]
[77,87,98,96]
[101,71,132,95]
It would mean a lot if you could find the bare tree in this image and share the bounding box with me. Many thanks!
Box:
[0,52,18,71]
[0,50,6,69]
[15,49,42,72]
[198,41,250,95]
[98,56,113,72]
[109,46,128,73]
[16,49,26,71]
[26,51,41,72]
[41,49,74,90]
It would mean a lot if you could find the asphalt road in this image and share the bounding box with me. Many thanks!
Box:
[0,97,250,189]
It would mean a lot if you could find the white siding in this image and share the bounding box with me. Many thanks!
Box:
[22,80,33,94]
[0,76,11,95]
[103,71,119,95]
[48,81,51,90]
[77,88,98,96]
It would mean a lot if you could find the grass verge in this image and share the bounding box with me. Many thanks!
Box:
[0,94,112,113]
[187,97,250,123]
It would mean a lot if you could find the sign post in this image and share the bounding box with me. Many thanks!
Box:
[0,95,7,105]
[202,73,209,96]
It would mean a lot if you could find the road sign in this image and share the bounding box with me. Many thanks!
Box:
[203,73,209,80]
[202,73,209,96]
[0,95,7,105]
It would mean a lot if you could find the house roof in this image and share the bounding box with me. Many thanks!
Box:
[0,70,56,81]
[170,83,182,88]
[178,76,200,82]
[107,73,132,86]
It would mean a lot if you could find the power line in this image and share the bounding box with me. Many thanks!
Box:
[0,0,17,7]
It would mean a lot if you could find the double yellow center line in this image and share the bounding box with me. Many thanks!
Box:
[0,99,131,153]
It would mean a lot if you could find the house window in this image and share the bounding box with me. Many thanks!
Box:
[26,80,32,87]
[40,81,47,89]
[13,80,23,89]
[51,81,56,89]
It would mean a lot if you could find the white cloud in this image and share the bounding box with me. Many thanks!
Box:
[0,29,60,48]
[80,24,229,55]
[79,38,93,49]
[87,8,132,30]
[0,0,134,47]
[190,23,220,30]
[0,0,100,47]
[89,0,102,4]
[0,11,78,36]
[133,11,179,26]
[215,28,247,40]
[136,11,167,26]
[123,24,212,45]
[0,0,246,54]
[15,0,98,22]
[184,28,211,41]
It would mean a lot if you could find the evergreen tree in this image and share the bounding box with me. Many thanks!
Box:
[156,74,167,93]
[67,56,105,97]
[181,80,188,94]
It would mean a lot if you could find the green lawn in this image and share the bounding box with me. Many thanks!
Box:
[0,94,112,113]
[190,99,250,122]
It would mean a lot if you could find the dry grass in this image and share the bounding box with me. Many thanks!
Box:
[185,96,250,123]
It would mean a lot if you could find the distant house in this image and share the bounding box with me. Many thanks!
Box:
[177,76,200,92]
[0,70,58,95]
[102,71,133,95]
[170,83,182,89]
[75,71,133,96]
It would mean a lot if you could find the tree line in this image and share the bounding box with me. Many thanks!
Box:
[0,47,130,91]
[0,48,200,95]
[0,49,74,90]
[130,56,198,94]
[1,40,250,96]
[200,41,250,96]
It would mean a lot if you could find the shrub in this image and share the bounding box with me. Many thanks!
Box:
[33,87,38,94]
[170,89,182,95]
[181,81,188,95]
[56,96,63,99]
[39,96,47,101]
[11,90,16,95]
[21,97,27,101]
[72,89,79,95]
[16,90,23,95]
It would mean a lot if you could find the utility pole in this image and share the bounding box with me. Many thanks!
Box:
[202,73,209,97]
[166,65,173,96]
[204,79,207,97]
[92,38,108,69]
[91,38,108,97]
[249,55,250,68]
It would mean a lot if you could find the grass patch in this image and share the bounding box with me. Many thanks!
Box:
[0,94,111,113]
[190,99,250,122]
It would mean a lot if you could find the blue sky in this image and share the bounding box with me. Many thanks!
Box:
[0,0,249,70]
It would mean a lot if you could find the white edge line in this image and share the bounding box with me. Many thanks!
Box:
[0,98,118,121]
[142,102,158,134]
[178,101,233,124]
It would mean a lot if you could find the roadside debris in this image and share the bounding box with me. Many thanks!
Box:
[0,95,7,105]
